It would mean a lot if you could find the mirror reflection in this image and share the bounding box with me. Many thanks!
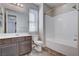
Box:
[0,3,39,34]
[0,8,3,33]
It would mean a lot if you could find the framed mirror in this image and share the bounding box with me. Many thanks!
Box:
[0,8,4,33]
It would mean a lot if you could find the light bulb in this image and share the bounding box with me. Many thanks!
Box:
[20,4,23,7]
[17,3,20,6]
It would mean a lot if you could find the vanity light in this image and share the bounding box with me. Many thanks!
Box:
[13,3,17,5]
[17,3,20,6]
[11,3,23,8]
[16,3,23,8]
[20,4,23,7]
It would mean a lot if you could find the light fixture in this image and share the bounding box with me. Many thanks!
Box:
[20,4,23,7]
[11,3,23,8]
[17,3,20,6]
[12,3,17,5]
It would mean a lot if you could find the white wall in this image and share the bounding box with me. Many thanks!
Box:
[45,10,78,56]
[0,8,2,33]
[0,15,3,33]
[78,8,79,56]
[39,4,45,46]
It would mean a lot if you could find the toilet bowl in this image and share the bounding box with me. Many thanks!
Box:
[34,41,43,52]
[32,35,43,52]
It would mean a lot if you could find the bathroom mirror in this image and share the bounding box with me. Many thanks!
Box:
[5,8,28,33]
[0,7,28,33]
[0,7,4,33]
[0,3,39,34]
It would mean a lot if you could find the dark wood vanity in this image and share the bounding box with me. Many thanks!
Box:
[0,36,32,56]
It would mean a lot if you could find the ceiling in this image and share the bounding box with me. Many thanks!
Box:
[43,3,66,15]
[46,3,65,8]
[34,3,65,8]
[33,3,41,7]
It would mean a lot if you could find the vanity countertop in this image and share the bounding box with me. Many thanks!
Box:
[0,33,31,39]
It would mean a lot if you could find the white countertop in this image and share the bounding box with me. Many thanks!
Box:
[0,33,31,39]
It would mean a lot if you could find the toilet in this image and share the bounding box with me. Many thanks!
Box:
[32,35,43,52]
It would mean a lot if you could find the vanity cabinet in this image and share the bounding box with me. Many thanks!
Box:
[0,46,1,56]
[18,38,32,55]
[1,44,18,56]
[2,38,12,45]
[0,40,2,45]
[0,36,32,56]
[18,41,29,55]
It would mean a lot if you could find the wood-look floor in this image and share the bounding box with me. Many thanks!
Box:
[42,47,65,56]
[25,47,65,56]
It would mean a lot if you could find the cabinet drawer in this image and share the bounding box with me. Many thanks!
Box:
[2,39,12,45]
[11,38,17,43]
[0,40,2,45]
[17,37,25,42]
[25,36,32,41]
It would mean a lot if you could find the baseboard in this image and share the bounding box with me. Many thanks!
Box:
[42,47,65,56]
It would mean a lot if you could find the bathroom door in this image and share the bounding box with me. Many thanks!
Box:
[8,15,16,33]
[6,15,16,33]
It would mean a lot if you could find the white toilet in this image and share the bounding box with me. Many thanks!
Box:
[32,35,43,52]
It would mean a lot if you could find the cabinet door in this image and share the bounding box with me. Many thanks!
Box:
[0,40,2,56]
[1,44,18,56]
[18,41,31,55]
[25,36,32,50]
[18,41,27,55]
[25,36,32,41]
[0,45,2,56]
